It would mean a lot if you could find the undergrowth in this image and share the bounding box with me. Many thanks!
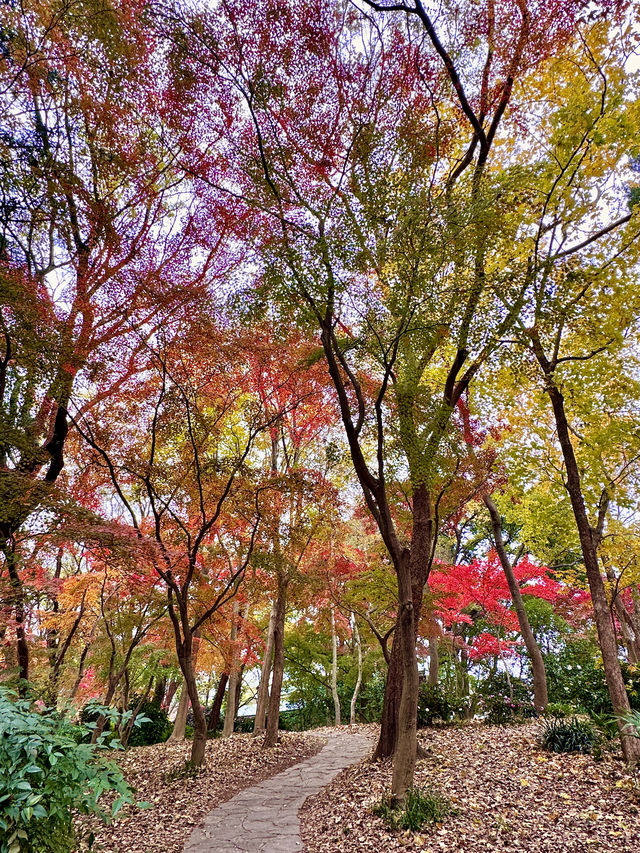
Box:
[541,717,596,754]
[163,759,202,782]
[372,787,458,831]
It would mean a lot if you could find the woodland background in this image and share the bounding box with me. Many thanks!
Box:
[2,0,640,848]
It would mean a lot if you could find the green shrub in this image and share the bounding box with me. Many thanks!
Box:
[372,787,457,831]
[0,690,135,853]
[476,672,536,724]
[127,700,172,747]
[543,642,640,714]
[621,709,640,738]
[356,672,386,723]
[543,702,575,719]
[482,694,536,725]
[417,684,464,726]
[541,717,596,754]
[589,711,619,741]
[232,715,255,733]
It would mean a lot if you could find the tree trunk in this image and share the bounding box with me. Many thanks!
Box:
[374,638,402,760]
[223,602,240,738]
[163,678,179,712]
[263,577,287,748]
[533,347,640,762]
[3,541,29,694]
[208,672,228,732]
[350,617,363,725]
[169,679,190,741]
[69,644,90,702]
[330,606,341,726]
[428,634,439,686]
[152,674,167,708]
[604,562,640,664]
[91,676,117,744]
[373,486,432,766]
[181,654,207,766]
[121,675,153,747]
[485,494,548,713]
[391,550,419,801]
[234,664,244,715]
[254,599,277,735]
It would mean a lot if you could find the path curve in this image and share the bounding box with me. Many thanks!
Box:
[183,732,369,853]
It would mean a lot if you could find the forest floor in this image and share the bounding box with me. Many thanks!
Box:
[76,731,323,853]
[300,721,640,853]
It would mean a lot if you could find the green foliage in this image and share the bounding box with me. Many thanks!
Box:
[545,641,640,714]
[417,683,464,726]
[477,672,535,725]
[541,717,596,755]
[589,711,619,741]
[353,671,386,723]
[0,690,134,853]
[372,787,458,831]
[232,715,256,733]
[543,702,576,719]
[127,700,172,747]
[481,694,536,725]
[621,709,640,739]
[544,641,610,713]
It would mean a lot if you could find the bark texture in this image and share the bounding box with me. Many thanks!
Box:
[532,335,640,763]
[253,599,277,735]
[350,617,363,725]
[331,606,341,726]
[485,494,548,713]
[263,578,287,748]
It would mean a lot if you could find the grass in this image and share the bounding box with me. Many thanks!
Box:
[372,786,458,831]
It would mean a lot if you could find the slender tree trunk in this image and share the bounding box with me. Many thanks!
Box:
[152,674,167,708]
[171,629,205,762]
[169,679,190,741]
[374,639,402,760]
[181,653,207,766]
[69,644,90,702]
[264,577,287,748]
[208,672,228,732]
[2,541,28,694]
[223,602,240,738]
[234,664,244,716]
[163,678,179,712]
[254,599,277,735]
[330,606,341,726]
[391,550,419,801]
[46,601,85,707]
[91,677,117,744]
[350,617,363,725]
[122,675,153,747]
[428,634,439,686]
[485,495,548,713]
[533,344,640,762]
[604,561,640,664]
[374,487,432,768]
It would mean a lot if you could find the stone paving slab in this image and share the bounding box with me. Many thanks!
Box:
[183,732,369,853]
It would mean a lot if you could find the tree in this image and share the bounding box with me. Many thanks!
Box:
[164,0,568,797]
[72,324,271,765]
[0,0,214,688]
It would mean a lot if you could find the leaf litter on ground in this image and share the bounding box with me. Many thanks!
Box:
[299,722,640,853]
[76,731,323,852]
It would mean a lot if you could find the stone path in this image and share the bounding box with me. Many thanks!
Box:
[183,732,369,853]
